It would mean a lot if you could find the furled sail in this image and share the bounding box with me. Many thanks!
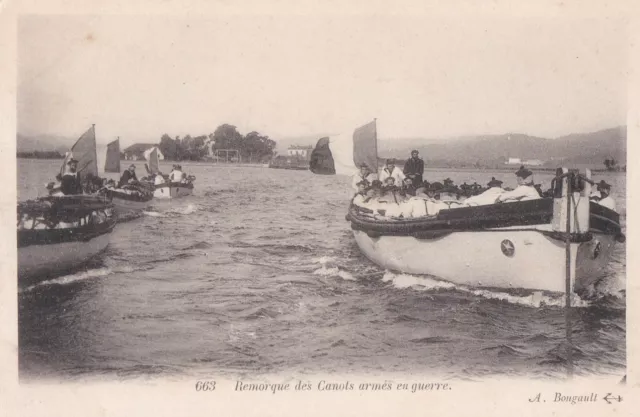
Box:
[309,120,378,176]
[104,138,121,173]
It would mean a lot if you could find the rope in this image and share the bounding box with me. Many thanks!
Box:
[565,174,574,379]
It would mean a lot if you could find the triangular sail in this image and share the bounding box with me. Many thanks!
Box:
[309,119,378,177]
[352,119,378,173]
[104,138,121,173]
[60,125,98,181]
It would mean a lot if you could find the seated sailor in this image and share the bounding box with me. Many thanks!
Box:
[463,177,505,206]
[495,166,541,203]
[380,177,402,203]
[60,158,83,195]
[351,163,378,193]
[352,181,369,208]
[401,177,417,197]
[119,164,138,188]
[169,164,184,182]
[379,159,406,185]
[591,180,616,211]
[154,172,166,185]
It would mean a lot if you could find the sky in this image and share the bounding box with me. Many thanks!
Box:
[17,15,628,146]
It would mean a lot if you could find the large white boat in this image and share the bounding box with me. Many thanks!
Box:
[152,181,194,199]
[346,173,623,294]
[311,121,625,294]
[17,195,116,287]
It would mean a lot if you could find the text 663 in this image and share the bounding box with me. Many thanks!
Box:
[195,381,217,391]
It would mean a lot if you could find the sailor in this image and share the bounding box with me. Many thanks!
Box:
[379,159,406,185]
[403,150,424,186]
[400,177,418,197]
[352,181,369,208]
[60,158,83,195]
[351,163,378,193]
[593,180,617,211]
[169,164,183,182]
[495,166,541,203]
[154,171,166,185]
[463,177,505,206]
[119,164,138,188]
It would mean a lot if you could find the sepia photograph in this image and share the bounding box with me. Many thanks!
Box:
[4,2,638,415]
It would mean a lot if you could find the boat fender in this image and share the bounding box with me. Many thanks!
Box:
[615,233,626,243]
[345,214,351,222]
[366,231,381,239]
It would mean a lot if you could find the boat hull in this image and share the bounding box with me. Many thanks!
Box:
[352,229,616,294]
[153,183,194,199]
[18,230,112,287]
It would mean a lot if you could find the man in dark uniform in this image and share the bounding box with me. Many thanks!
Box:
[118,164,138,188]
[403,150,424,186]
[60,158,83,195]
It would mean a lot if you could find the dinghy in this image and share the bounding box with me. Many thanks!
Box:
[142,148,195,199]
[311,120,625,294]
[17,194,116,286]
[103,138,154,216]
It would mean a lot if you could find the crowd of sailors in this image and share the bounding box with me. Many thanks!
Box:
[52,159,193,196]
[351,150,617,219]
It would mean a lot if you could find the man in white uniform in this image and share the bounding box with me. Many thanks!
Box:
[351,164,378,193]
[464,177,505,206]
[379,159,406,185]
[592,180,617,211]
[169,165,183,182]
[496,166,541,203]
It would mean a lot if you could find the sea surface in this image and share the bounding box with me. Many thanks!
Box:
[17,160,626,381]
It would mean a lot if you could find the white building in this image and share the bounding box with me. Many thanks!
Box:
[506,157,522,165]
[287,145,313,157]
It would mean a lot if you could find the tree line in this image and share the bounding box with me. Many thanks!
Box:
[158,124,276,163]
[17,150,64,159]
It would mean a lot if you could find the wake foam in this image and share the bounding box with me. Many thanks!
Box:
[21,267,113,292]
[381,271,592,308]
[311,256,355,281]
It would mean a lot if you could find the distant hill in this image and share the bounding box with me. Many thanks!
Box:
[378,126,626,169]
[16,133,73,153]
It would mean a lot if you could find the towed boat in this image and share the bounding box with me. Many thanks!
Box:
[103,183,154,216]
[152,180,194,199]
[311,120,625,294]
[17,194,116,286]
[103,138,154,216]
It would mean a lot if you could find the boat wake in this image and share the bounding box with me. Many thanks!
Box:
[20,267,114,292]
[311,256,356,281]
[381,271,596,308]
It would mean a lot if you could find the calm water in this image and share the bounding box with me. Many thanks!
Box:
[17,160,626,380]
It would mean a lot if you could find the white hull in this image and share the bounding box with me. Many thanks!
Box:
[18,232,112,286]
[353,229,616,293]
[153,184,193,199]
[111,195,152,214]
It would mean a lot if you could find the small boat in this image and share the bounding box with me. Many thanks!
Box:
[311,120,625,294]
[17,194,116,286]
[103,138,154,216]
[142,148,195,199]
[152,181,195,199]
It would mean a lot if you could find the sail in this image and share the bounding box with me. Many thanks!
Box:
[61,125,99,181]
[352,119,378,173]
[147,147,160,174]
[309,120,377,176]
[104,138,121,173]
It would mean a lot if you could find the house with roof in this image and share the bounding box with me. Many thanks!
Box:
[123,143,165,161]
[287,145,314,158]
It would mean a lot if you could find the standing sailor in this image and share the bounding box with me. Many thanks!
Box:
[403,150,424,186]
[496,166,541,203]
[60,158,83,195]
[592,180,617,211]
[351,163,378,193]
[379,159,406,185]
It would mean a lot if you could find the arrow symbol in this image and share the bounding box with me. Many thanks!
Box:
[603,393,623,404]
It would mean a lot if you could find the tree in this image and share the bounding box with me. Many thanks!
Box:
[159,133,178,160]
[211,124,243,150]
[604,158,617,172]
